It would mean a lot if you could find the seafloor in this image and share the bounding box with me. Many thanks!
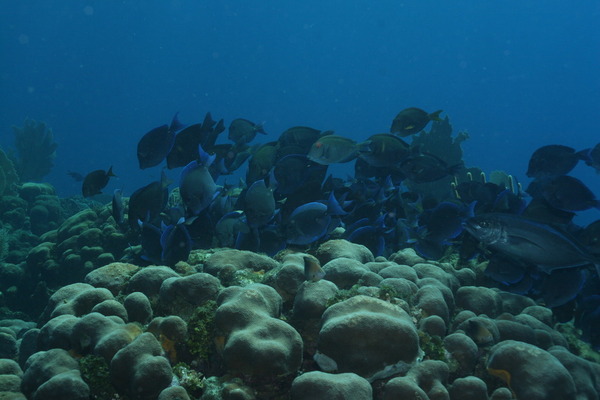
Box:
[0,185,599,400]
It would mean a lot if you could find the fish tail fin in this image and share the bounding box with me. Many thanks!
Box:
[466,200,477,218]
[107,166,116,177]
[429,110,444,121]
[575,148,591,162]
[327,191,347,216]
[160,169,173,188]
[197,144,216,167]
[257,121,268,135]
[357,140,372,154]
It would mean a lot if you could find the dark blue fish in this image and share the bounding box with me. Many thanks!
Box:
[285,192,345,245]
[527,175,600,212]
[273,154,328,195]
[418,201,475,244]
[455,181,525,214]
[179,145,219,216]
[215,211,248,247]
[166,123,203,169]
[522,197,576,226]
[399,153,463,183]
[137,113,185,169]
[246,142,278,185]
[128,170,171,230]
[390,107,443,136]
[234,222,285,255]
[359,133,411,167]
[484,254,529,286]
[278,126,328,152]
[228,118,267,145]
[578,219,600,256]
[82,166,115,197]
[526,144,586,178]
[414,239,448,260]
[243,179,275,229]
[464,213,600,274]
[138,220,162,264]
[346,214,393,257]
[160,218,192,266]
[209,143,254,175]
[484,254,535,296]
[256,225,286,256]
[166,112,225,169]
[540,269,587,308]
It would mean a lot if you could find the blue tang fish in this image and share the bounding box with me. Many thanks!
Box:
[161,217,192,266]
[179,145,219,216]
[137,113,185,169]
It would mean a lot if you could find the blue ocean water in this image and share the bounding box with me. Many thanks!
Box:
[1,1,599,222]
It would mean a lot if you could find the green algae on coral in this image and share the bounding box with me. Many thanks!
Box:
[556,323,600,363]
[325,284,361,308]
[186,300,218,361]
[217,266,265,287]
[79,355,124,400]
[418,330,446,361]
[173,363,206,398]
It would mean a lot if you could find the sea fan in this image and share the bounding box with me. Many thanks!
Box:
[0,228,8,263]
[11,118,58,182]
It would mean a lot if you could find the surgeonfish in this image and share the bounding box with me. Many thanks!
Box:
[179,145,219,216]
[390,107,443,136]
[137,113,185,169]
[526,144,587,178]
[228,118,267,145]
[82,166,116,197]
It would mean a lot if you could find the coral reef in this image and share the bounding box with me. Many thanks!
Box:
[0,236,598,399]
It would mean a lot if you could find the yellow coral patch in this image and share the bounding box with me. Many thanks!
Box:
[214,335,226,354]
[159,333,178,364]
[488,367,511,386]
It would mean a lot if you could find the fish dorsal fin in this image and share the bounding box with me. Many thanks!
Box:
[169,112,186,133]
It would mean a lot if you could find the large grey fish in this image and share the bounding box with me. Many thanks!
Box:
[464,213,600,275]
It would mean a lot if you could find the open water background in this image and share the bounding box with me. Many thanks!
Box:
[1,1,599,221]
